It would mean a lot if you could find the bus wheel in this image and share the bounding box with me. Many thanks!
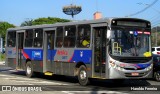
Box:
[78,65,89,86]
[25,61,34,78]
[154,71,160,81]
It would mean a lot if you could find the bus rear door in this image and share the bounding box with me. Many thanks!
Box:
[16,31,24,69]
[43,28,55,73]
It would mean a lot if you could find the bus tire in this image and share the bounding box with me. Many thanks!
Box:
[78,65,89,86]
[25,61,34,78]
[154,71,160,82]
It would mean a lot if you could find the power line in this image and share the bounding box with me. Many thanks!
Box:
[126,0,158,17]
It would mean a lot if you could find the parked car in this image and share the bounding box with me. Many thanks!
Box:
[0,48,5,54]
[153,54,160,81]
[152,47,160,55]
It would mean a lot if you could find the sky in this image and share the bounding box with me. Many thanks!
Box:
[0,0,160,27]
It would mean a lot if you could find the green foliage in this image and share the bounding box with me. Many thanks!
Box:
[151,26,160,46]
[0,22,15,38]
[32,17,70,25]
[21,19,33,26]
[0,53,5,61]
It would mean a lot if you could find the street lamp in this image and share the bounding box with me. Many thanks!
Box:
[63,4,82,18]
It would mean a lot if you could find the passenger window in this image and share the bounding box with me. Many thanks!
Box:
[7,31,16,47]
[152,48,155,51]
[77,25,91,47]
[157,48,160,51]
[34,29,43,47]
[25,29,33,47]
[64,26,76,47]
[56,27,63,47]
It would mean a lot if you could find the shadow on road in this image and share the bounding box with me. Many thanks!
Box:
[88,79,151,91]
[0,67,13,72]
[10,71,151,89]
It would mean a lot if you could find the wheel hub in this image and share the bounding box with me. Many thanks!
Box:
[80,70,86,80]
[27,66,31,74]
[156,72,160,81]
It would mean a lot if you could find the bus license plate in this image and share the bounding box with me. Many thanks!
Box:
[131,72,139,76]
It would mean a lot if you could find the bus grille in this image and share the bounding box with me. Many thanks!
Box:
[119,58,149,63]
[124,68,145,70]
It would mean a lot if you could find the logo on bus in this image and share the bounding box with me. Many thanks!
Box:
[57,50,68,56]
[8,51,12,55]
[32,51,41,58]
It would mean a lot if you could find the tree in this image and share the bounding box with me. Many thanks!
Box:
[32,17,70,25]
[151,26,160,46]
[0,22,15,38]
[21,19,33,26]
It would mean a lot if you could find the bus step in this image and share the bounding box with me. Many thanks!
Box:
[92,76,107,79]
[44,72,53,76]
[16,68,23,71]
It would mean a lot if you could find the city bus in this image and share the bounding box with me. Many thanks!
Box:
[5,18,153,85]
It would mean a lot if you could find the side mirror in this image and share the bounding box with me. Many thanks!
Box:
[107,30,111,38]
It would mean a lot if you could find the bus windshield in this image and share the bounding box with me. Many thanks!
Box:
[110,27,151,57]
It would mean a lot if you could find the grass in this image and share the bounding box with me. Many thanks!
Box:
[0,53,5,61]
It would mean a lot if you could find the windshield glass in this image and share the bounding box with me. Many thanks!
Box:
[110,27,151,57]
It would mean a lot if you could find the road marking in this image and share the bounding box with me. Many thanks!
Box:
[62,90,130,94]
[28,84,34,85]
[62,91,74,94]
[0,74,16,78]
[8,70,19,72]
[0,74,69,85]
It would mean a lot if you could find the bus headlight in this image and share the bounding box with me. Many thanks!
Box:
[145,64,153,71]
[115,65,124,71]
[110,61,124,71]
[110,61,115,67]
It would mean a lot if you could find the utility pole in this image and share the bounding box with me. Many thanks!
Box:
[0,34,1,61]
[156,26,158,46]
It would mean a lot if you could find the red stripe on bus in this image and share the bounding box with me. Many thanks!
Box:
[68,53,74,62]
[22,50,30,59]
[40,62,43,67]
[14,59,16,64]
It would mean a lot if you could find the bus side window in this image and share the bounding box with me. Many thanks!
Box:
[57,38,63,47]
[77,25,91,48]
[34,29,43,47]
[64,25,76,47]
[56,27,63,47]
[25,29,33,47]
[7,31,16,47]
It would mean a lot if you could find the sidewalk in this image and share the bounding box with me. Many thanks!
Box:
[0,61,5,65]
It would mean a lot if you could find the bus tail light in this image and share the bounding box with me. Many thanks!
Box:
[157,52,160,54]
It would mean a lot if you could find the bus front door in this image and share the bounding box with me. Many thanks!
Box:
[16,32,24,69]
[93,27,107,78]
[44,29,55,73]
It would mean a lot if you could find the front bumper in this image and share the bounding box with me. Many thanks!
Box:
[109,67,153,79]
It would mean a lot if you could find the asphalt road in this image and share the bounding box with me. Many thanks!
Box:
[0,65,160,94]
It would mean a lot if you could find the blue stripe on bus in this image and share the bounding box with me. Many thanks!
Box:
[23,49,43,60]
[23,49,92,64]
[70,50,92,64]
[135,63,151,69]
[47,50,56,60]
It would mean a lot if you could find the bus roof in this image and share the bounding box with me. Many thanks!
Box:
[7,17,150,31]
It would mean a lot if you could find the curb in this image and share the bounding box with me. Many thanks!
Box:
[0,61,5,65]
